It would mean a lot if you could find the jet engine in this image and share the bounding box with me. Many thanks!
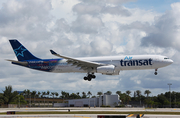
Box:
[97,65,115,74]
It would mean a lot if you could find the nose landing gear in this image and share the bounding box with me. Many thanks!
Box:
[154,69,158,75]
[84,73,96,81]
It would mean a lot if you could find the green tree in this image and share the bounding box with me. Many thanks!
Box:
[144,90,151,98]
[27,89,31,98]
[126,90,131,104]
[136,90,141,98]
[87,91,92,98]
[120,93,127,105]
[69,93,77,99]
[91,95,96,98]
[116,91,121,96]
[61,91,66,99]
[136,90,141,101]
[47,91,50,98]
[55,92,59,98]
[0,85,18,104]
[106,91,112,95]
[23,89,27,100]
[37,91,41,98]
[97,92,102,97]
[156,93,170,106]
[82,92,86,98]
[76,92,81,99]
[42,91,46,98]
[31,90,36,104]
[13,95,27,105]
[51,92,55,98]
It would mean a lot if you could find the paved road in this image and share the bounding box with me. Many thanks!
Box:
[1,107,180,112]
[0,108,180,118]
[0,114,180,118]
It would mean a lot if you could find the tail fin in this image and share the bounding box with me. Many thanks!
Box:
[9,39,40,61]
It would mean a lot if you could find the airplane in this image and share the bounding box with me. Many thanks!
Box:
[7,39,173,81]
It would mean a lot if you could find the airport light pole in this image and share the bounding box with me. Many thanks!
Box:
[168,83,172,108]
[19,96,20,108]
[30,93,31,108]
[175,94,176,107]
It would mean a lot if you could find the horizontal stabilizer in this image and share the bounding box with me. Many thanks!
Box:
[6,59,28,66]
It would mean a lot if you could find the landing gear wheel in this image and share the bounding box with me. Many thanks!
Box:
[88,78,91,81]
[91,75,96,78]
[83,73,96,81]
[84,77,88,80]
[154,69,158,75]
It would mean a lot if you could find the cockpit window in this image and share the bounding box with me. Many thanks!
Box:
[164,57,169,59]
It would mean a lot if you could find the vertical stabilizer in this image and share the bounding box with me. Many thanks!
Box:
[9,39,40,61]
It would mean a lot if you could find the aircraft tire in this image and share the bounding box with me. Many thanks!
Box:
[84,77,88,80]
[154,72,157,75]
[91,75,96,78]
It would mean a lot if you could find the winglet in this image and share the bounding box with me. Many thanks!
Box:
[50,50,57,55]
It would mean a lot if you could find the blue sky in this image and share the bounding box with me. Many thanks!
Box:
[125,0,180,12]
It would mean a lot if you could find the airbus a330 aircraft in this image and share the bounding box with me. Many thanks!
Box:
[7,39,173,81]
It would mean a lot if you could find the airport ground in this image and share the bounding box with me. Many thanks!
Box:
[1,107,180,118]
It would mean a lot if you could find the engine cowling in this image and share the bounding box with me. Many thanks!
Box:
[97,65,115,75]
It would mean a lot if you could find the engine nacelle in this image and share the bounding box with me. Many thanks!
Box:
[97,65,115,75]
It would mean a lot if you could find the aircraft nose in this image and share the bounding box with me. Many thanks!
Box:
[170,59,173,64]
[168,59,173,65]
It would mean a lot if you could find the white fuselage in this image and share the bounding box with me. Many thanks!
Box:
[52,55,173,74]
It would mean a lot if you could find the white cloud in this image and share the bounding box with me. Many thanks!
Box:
[0,0,179,96]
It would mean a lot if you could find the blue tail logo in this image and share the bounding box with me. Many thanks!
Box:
[9,39,40,61]
[14,45,27,57]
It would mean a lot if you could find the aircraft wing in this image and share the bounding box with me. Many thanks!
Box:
[50,50,105,70]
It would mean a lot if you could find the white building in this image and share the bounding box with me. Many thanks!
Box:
[67,94,120,107]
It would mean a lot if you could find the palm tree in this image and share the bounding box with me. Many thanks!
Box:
[82,92,86,98]
[136,90,142,106]
[27,89,31,98]
[126,90,131,104]
[1,85,18,105]
[144,90,151,98]
[47,91,50,98]
[87,91,92,98]
[61,91,66,99]
[76,92,81,99]
[37,91,41,98]
[23,89,27,100]
[136,90,141,98]
[51,92,55,106]
[120,93,126,105]
[42,92,46,98]
[116,91,121,95]
[65,92,69,99]
[106,91,112,95]
[31,90,36,105]
[126,90,131,96]
[97,92,103,97]
[55,92,59,98]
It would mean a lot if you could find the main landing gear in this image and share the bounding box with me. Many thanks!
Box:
[84,73,96,81]
[154,69,158,75]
